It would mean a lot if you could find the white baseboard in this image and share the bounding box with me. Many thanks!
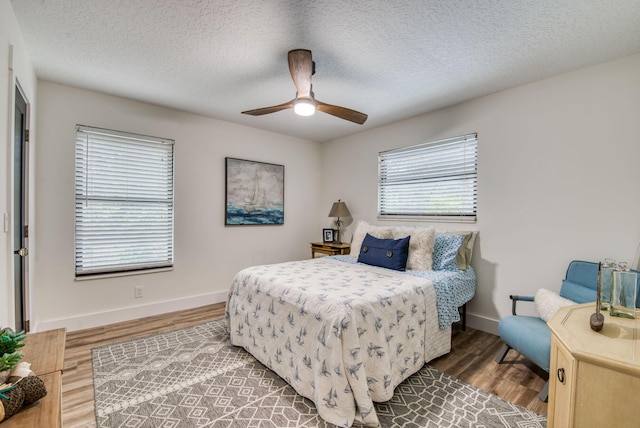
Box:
[34,291,229,333]
[465,313,499,335]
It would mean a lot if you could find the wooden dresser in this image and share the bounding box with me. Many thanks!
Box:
[547,303,639,428]
[3,328,66,427]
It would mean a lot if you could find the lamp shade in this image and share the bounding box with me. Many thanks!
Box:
[328,200,351,218]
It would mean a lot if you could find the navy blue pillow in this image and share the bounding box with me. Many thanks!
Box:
[357,233,410,271]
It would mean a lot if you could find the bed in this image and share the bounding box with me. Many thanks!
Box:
[225,224,476,427]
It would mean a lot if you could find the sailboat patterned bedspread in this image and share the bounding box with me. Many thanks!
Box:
[225,257,451,427]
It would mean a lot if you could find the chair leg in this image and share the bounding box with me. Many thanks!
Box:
[495,343,548,401]
[538,380,549,402]
[495,343,511,364]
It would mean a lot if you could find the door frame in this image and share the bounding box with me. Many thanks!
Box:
[12,79,31,332]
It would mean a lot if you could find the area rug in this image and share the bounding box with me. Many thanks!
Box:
[92,319,546,428]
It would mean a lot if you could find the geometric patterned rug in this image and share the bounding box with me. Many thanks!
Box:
[92,319,546,428]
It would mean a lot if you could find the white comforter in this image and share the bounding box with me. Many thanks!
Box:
[226,258,451,427]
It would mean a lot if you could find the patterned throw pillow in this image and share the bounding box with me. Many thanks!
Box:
[436,230,478,270]
[432,234,464,271]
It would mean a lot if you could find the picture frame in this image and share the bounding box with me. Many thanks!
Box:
[323,228,335,243]
[225,157,284,225]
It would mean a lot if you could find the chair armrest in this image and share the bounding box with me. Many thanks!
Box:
[509,295,535,316]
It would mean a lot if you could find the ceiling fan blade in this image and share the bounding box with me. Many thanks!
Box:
[316,101,368,125]
[288,49,313,97]
[241,100,294,116]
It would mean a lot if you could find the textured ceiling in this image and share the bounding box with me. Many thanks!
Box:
[10,0,640,142]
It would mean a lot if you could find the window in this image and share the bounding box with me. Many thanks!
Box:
[378,133,477,222]
[75,125,175,277]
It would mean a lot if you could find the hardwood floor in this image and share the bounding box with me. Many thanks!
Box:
[61,303,227,427]
[431,323,549,416]
[61,303,547,427]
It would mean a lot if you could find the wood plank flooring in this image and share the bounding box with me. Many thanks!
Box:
[61,303,547,427]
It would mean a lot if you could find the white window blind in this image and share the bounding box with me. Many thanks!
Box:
[75,125,175,276]
[378,133,477,222]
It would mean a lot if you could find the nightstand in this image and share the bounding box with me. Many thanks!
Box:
[311,242,351,258]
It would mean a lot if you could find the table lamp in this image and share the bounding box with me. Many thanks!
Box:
[328,199,351,243]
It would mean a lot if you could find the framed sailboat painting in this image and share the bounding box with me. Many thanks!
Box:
[225,157,284,225]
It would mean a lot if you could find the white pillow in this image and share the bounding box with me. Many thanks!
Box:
[350,221,394,259]
[391,226,435,270]
[534,288,575,322]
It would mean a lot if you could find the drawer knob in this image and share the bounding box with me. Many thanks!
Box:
[557,368,565,384]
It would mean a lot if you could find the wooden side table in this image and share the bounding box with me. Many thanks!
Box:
[547,303,639,428]
[311,242,350,258]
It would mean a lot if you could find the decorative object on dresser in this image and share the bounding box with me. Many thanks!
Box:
[609,262,639,318]
[589,262,604,332]
[596,258,640,319]
[1,328,66,428]
[495,260,599,402]
[224,157,284,225]
[0,367,48,423]
[547,303,640,428]
[327,199,351,243]
[0,328,26,381]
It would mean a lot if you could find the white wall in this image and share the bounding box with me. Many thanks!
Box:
[322,53,640,333]
[0,0,37,329]
[34,82,322,331]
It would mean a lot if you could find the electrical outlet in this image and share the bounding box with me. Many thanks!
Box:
[134,285,144,298]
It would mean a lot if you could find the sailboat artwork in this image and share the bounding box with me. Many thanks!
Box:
[225,158,284,225]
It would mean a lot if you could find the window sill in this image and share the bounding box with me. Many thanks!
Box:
[75,266,173,281]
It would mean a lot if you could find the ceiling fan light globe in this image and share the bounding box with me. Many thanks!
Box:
[294,99,316,116]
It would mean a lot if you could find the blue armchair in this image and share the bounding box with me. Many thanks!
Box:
[494,260,599,402]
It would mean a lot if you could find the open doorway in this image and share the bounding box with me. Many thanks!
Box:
[13,85,30,332]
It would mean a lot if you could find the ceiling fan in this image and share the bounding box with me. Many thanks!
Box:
[241,49,368,125]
